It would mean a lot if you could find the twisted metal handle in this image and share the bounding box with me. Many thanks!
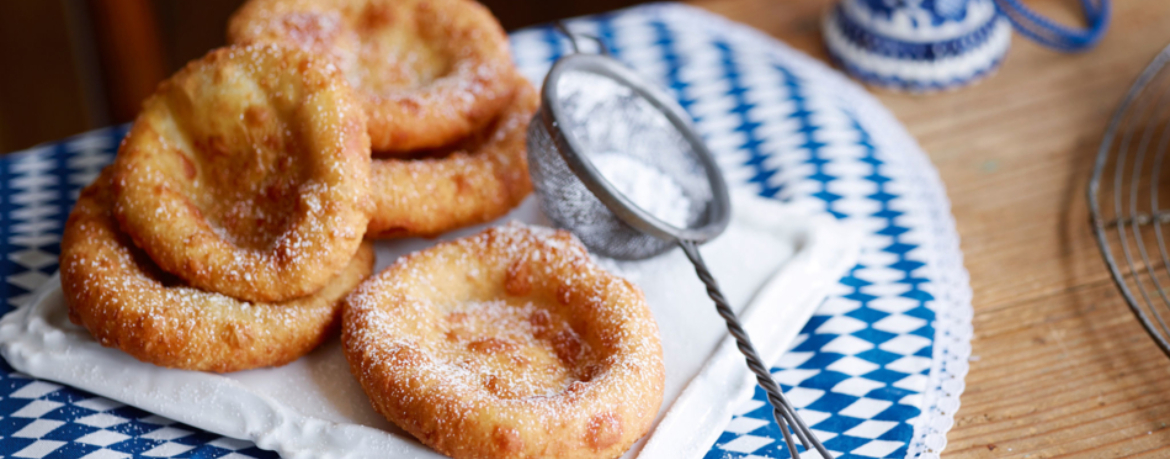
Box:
[553,21,611,55]
[679,240,833,459]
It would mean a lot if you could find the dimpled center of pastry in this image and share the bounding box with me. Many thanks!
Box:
[169,61,310,251]
[348,2,451,93]
[437,299,599,399]
[256,2,455,97]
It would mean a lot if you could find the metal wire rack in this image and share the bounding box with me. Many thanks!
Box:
[1089,42,1170,358]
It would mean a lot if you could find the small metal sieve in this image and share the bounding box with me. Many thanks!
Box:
[527,24,834,459]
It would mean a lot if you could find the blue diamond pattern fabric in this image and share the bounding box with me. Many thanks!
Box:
[0,4,971,458]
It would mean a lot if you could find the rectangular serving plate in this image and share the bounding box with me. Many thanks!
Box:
[0,193,858,458]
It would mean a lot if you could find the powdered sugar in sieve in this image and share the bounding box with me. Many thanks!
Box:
[525,26,831,458]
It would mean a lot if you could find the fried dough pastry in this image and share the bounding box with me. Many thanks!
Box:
[228,0,518,153]
[61,174,375,373]
[367,77,537,238]
[342,224,665,459]
[110,44,372,303]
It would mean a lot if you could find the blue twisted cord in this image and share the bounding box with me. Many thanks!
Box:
[996,0,1110,52]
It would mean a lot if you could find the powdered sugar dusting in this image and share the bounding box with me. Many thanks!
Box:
[228,0,517,152]
[366,79,537,237]
[343,223,665,456]
[591,153,693,228]
[59,176,372,373]
[110,43,371,302]
[436,299,598,399]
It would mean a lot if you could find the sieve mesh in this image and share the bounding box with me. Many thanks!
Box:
[524,33,833,458]
[527,67,715,259]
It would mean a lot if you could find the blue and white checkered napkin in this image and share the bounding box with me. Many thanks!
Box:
[0,3,971,458]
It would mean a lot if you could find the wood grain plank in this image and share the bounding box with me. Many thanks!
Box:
[689,0,1170,456]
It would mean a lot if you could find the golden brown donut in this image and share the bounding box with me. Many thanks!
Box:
[61,173,375,373]
[110,44,372,303]
[367,77,536,238]
[342,224,665,459]
[228,0,518,153]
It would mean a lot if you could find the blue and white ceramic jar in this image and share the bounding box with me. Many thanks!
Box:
[823,0,1012,92]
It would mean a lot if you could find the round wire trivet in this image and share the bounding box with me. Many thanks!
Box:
[1089,42,1170,357]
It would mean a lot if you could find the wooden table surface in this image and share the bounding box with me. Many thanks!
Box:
[688,0,1170,457]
